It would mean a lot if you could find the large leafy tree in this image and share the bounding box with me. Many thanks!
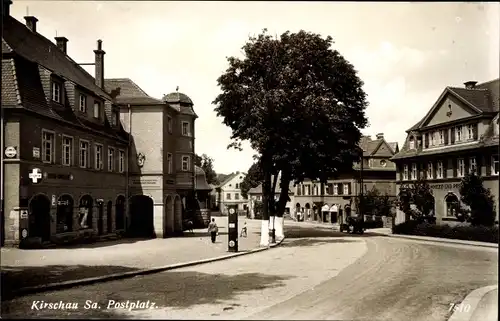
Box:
[213,29,368,221]
[357,187,393,217]
[398,177,435,223]
[457,171,496,226]
[194,153,219,185]
[240,160,265,199]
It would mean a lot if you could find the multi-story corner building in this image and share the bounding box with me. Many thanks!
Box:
[1,7,128,247]
[105,78,197,238]
[391,79,499,224]
[215,172,247,214]
[294,133,399,224]
[1,4,199,247]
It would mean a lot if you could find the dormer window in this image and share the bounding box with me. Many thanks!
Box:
[52,82,61,103]
[409,137,415,150]
[467,124,474,140]
[93,102,100,119]
[111,111,119,126]
[79,94,86,112]
[455,126,463,142]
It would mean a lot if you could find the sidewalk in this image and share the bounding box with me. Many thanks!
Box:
[1,217,265,298]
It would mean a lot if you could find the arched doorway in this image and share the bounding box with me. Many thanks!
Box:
[305,203,311,221]
[129,195,154,238]
[295,203,301,221]
[107,201,113,234]
[96,200,105,235]
[165,195,174,235]
[78,195,93,229]
[445,193,460,218]
[115,196,125,230]
[29,194,51,241]
[56,195,74,233]
[174,195,182,233]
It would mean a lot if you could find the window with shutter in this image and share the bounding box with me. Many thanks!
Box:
[424,133,429,148]
[450,128,455,144]
[444,129,449,145]
[339,183,343,195]
[473,123,478,140]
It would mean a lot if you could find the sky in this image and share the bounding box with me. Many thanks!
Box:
[10,1,500,174]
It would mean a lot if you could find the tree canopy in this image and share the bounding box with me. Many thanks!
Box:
[194,153,219,186]
[213,29,368,219]
[398,178,436,223]
[240,160,265,199]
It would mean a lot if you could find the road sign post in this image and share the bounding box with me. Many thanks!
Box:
[228,208,238,252]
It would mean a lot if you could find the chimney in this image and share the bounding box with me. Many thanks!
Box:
[2,0,12,17]
[93,39,105,89]
[24,16,38,33]
[376,133,384,139]
[464,81,478,89]
[55,37,68,54]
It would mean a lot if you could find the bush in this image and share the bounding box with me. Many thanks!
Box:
[393,220,499,243]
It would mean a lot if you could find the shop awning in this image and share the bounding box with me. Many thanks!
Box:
[321,204,330,212]
[330,205,339,212]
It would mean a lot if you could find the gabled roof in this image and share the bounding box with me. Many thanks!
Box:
[2,16,111,100]
[217,172,242,188]
[406,78,499,132]
[359,135,398,157]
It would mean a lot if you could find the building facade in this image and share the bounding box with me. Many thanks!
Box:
[247,178,295,219]
[391,79,499,225]
[1,6,199,247]
[215,172,247,214]
[294,133,399,225]
[1,9,129,247]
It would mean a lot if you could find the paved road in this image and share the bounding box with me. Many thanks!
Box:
[1,217,261,297]
[2,224,497,320]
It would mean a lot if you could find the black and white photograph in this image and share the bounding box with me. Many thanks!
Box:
[0,1,498,320]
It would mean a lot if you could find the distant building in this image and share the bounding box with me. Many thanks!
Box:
[294,133,399,225]
[391,79,499,225]
[247,177,295,219]
[215,172,247,214]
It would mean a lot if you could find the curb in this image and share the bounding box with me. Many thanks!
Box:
[9,237,286,298]
[448,285,498,321]
[383,234,498,249]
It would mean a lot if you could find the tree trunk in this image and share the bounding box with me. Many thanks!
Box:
[275,171,291,240]
[268,170,279,239]
[260,170,272,247]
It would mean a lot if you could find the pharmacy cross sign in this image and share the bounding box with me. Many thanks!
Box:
[29,168,43,184]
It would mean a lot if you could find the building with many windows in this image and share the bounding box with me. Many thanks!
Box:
[294,133,399,225]
[214,172,248,214]
[1,4,198,247]
[391,79,499,224]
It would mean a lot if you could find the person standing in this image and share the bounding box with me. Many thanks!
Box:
[208,218,219,243]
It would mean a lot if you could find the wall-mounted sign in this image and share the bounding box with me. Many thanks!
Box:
[33,147,40,159]
[20,210,28,219]
[430,183,460,190]
[46,173,73,181]
[21,228,28,239]
[130,177,161,187]
[4,146,17,158]
[29,168,43,184]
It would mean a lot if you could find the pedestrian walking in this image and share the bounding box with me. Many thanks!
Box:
[240,222,247,237]
[208,218,218,243]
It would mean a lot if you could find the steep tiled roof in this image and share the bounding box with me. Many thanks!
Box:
[476,78,500,112]
[1,58,19,106]
[448,87,491,113]
[217,172,240,188]
[2,16,111,100]
[105,78,150,98]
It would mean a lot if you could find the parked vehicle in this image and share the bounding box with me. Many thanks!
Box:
[340,214,364,234]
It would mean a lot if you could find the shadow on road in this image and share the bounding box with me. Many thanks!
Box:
[1,265,140,301]
[283,238,359,247]
[1,271,292,319]
[284,225,387,239]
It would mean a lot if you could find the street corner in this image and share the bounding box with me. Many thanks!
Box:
[448,285,498,321]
